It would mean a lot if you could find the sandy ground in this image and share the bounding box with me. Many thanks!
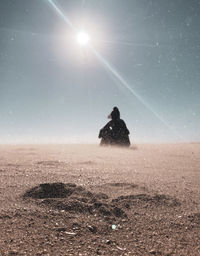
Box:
[0,143,199,256]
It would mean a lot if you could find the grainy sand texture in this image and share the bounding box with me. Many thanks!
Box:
[0,144,199,256]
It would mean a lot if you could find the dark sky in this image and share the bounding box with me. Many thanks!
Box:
[0,0,200,143]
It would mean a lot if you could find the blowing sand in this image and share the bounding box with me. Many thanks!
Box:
[0,143,199,255]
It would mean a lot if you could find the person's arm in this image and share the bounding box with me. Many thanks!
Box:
[99,121,112,138]
[102,121,112,130]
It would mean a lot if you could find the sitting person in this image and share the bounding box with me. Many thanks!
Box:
[98,107,130,147]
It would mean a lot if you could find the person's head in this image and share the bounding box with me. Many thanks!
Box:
[108,106,120,120]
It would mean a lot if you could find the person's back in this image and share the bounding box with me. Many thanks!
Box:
[98,107,130,147]
[111,118,130,146]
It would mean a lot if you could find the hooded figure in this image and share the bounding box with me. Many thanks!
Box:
[98,107,130,147]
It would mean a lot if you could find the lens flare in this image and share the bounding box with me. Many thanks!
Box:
[76,31,90,46]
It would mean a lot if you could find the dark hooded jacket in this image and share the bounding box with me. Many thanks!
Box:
[99,107,130,147]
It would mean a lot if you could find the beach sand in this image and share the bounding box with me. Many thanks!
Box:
[0,143,199,255]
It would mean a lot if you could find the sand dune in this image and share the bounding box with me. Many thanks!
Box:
[0,144,199,255]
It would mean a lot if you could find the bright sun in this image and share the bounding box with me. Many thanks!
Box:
[76,31,90,46]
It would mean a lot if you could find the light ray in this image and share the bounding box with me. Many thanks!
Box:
[47,0,76,31]
[93,48,183,139]
[90,47,180,133]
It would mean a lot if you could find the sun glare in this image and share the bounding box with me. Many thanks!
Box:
[76,31,90,46]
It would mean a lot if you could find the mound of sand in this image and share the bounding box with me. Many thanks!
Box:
[23,183,180,221]
[24,182,76,198]
[24,183,127,219]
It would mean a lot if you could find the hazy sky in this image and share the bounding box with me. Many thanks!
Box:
[0,0,200,143]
